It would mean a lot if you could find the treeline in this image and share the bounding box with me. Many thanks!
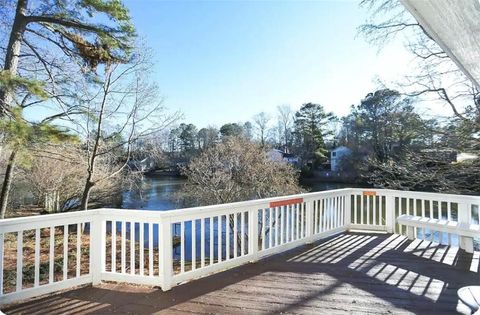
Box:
[138,87,480,195]
[140,103,337,173]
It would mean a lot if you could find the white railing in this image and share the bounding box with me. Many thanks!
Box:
[0,188,479,305]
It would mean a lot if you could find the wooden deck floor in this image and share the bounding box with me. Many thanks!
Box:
[4,232,480,314]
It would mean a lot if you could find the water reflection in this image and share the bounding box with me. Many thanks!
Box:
[118,175,352,260]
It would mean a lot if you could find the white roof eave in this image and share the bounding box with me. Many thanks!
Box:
[400,0,480,90]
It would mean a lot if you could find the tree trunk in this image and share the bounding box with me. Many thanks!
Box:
[0,0,29,116]
[0,150,17,219]
[80,178,94,210]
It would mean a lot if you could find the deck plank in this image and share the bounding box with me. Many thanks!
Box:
[3,232,479,314]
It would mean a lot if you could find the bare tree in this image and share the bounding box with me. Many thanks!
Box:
[75,51,181,210]
[359,0,479,124]
[277,104,293,152]
[252,112,270,147]
[182,136,303,204]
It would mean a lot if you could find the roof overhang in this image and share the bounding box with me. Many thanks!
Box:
[400,0,480,90]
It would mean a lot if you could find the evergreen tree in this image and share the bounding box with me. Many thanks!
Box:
[293,103,335,168]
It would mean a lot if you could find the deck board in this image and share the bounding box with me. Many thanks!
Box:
[4,232,480,314]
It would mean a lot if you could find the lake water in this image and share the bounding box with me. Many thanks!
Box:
[117,176,478,259]
[120,175,356,211]
[117,175,364,261]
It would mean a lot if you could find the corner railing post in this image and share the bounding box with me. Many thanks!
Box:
[345,190,352,230]
[159,217,173,291]
[385,192,396,234]
[458,202,474,253]
[90,211,105,285]
[248,208,259,261]
[305,199,314,242]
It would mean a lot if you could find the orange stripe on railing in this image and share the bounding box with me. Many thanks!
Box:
[362,191,377,196]
[269,198,303,208]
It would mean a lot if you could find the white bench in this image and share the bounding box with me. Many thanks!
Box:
[397,215,480,253]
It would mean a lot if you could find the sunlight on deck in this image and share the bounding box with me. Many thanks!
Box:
[5,232,478,314]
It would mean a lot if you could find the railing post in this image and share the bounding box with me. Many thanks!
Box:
[385,193,395,234]
[345,191,352,230]
[458,202,474,253]
[90,212,105,285]
[248,208,259,261]
[159,217,173,291]
[305,199,314,242]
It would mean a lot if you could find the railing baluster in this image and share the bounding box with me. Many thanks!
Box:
[111,221,116,273]
[180,221,185,273]
[338,196,342,227]
[241,212,245,255]
[149,223,153,275]
[49,226,54,283]
[268,208,272,248]
[320,199,324,232]
[379,196,382,226]
[234,214,238,258]
[75,223,82,278]
[121,221,126,274]
[413,198,417,217]
[276,207,280,245]
[340,196,344,227]
[373,196,377,226]
[218,216,222,262]
[447,202,452,245]
[422,199,426,217]
[226,215,230,259]
[299,203,303,238]
[334,197,337,228]
[210,217,214,264]
[201,218,205,267]
[430,200,434,219]
[63,225,68,281]
[360,194,364,225]
[366,195,370,226]
[140,223,144,276]
[281,206,285,244]
[330,198,334,230]
[0,232,3,295]
[295,203,300,240]
[478,204,480,226]
[261,209,266,250]
[16,231,23,291]
[325,199,329,231]
[354,195,358,225]
[406,198,410,216]
[130,222,135,275]
[34,228,40,287]
[191,220,196,270]
[286,205,291,240]
[331,198,335,229]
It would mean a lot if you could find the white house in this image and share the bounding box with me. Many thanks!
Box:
[330,146,352,171]
[267,149,299,165]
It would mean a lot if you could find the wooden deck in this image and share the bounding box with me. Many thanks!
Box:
[3,232,480,314]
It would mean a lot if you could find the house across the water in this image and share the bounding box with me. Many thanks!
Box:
[330,146,352,171]
[267,149,299,165]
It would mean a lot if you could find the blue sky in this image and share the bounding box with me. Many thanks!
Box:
[123,0,415,128]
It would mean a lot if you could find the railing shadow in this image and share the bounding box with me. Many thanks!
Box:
[4,232,479,314]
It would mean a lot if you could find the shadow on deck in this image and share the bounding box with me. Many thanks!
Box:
[4,232,480,314]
